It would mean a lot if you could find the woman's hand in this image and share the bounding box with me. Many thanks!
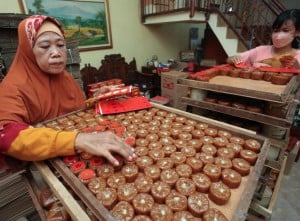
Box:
[74,131,137,166]
[227,55,243,65]
[279,55,297,68]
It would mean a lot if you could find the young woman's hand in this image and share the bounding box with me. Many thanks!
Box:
[227,55,243,65]
[74,131,137,166]
[279,55,297,68]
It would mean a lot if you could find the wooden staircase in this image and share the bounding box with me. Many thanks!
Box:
[141,0,285,56]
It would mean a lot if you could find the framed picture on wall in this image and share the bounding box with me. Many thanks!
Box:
[18,0,113,51]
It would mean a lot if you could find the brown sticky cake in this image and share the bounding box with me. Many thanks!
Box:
[111,201,135,221]
[121,163,139,182]
[221,168,242,188]
[186,157,203,173]
[151,181,171,204]
[87,177,106,195]
[191,173,211,193]
[166,190,188,212]
[214,156,233,169]
[170,152,187,166]
[148,149,165,162]
[132,193,154,215]
[203,208,228,221]
[232,158,251,176]
[196,152,215,165]
[96,187,117,210]
[213,136,229,148]
[144,165,161,181]
[160,169,179,187]
[240,149,258,165]
[117,183,138,202]
[208,182,231,205]
[135,156,154,171]
[201,144,217,156]
[187,192,209,217]
[244,138,261,153]
[203,164,222,182]
[217,147,235,160]
[175,177,196,196]
[204,128,218,137]
[176,164,193,178]
[187,139,203,152]
[107,173,126,189]
[162,145,177,156]
[134,175,153,193]
[157,158,174,170]
[150,204,173,221]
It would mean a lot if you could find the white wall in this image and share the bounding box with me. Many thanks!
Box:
[0,0,205,70]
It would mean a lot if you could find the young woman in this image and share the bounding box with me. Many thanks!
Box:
[0,15,136,165]
[227,9,300,68]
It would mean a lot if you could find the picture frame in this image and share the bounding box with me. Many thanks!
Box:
[18,0,113,51]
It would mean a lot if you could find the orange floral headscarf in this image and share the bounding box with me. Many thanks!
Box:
[0,15,85,126]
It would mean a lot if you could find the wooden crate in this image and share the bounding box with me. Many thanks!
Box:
[35,103,270,221]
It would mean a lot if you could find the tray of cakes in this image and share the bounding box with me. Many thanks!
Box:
[180,65,298,103]
[37,103,270,221]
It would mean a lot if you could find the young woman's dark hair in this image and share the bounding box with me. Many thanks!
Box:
[272,9,300,48]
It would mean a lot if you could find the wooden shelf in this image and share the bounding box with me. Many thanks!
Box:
[181,97,294,129]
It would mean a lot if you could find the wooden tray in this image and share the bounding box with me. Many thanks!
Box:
[179,76,298,103]
[36,103,270,221]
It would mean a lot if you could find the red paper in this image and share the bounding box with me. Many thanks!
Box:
[97,96,153,115]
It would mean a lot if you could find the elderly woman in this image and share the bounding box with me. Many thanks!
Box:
[0,15,136,165]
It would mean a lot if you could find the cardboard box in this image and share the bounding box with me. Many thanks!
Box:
[161,71,189,110]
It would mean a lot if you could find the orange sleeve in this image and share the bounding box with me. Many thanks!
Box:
[6,127,78,161]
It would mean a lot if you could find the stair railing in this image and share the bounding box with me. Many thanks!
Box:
[141,0,285,49]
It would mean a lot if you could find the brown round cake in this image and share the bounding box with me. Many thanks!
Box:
[244,139,261,153]
[240,149,258,165]
[135,138,149,147]
[251,70,264,80]
[162,145,177,156]
[117,183,138,202]
[208,182,231,205]
[151,181,171,204]
[157,158,174,170]
[170,152,187,166]
[203,164,222,182]
[175,178,196,196]
[182,125,195,133]
[201,144,217,156]
[187,192,209,217]
[111,201,135,221]
[170,128,181,139]
[195,123,209,130]
[229,136,245,146]
[221,168,242,188]
[165,190,188,212]
[173,211,194,221]
[150,204,173,221]
[191,173,211,193]
[160,169,179,187]
[148,149,165,162]
[213,137,229,148]
[132,215,152,221]
[96,187,118,210]
[158,130,171,137]
[196,152,215,165]
[186,157,203,173]
[176,164,193,178]
[187,139,203,152]
[191,129,205,139]
[63,155,78,167]
[146,133,159,142]
[181,146,196,158]
[200,136,214,144]
[203,208,228,221]
[214,156,233,169]
[204,128,218,137]
[135,156,154,171]
[132,193,154,215]
[217,130,232,139]
[226,143,242,157]
[136,129,148,138]
[89,156,105,170]
[121,163,139,182]
[232,158,251,176]
[134,175,153,193]
[174,139,188,150]
[107,173,126,189]
[135,146,149,157]
[217,147,235,160]
[144,165,161,181]
[87,177,106,195]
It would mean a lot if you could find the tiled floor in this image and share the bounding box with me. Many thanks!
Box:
[270,160,300,221]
